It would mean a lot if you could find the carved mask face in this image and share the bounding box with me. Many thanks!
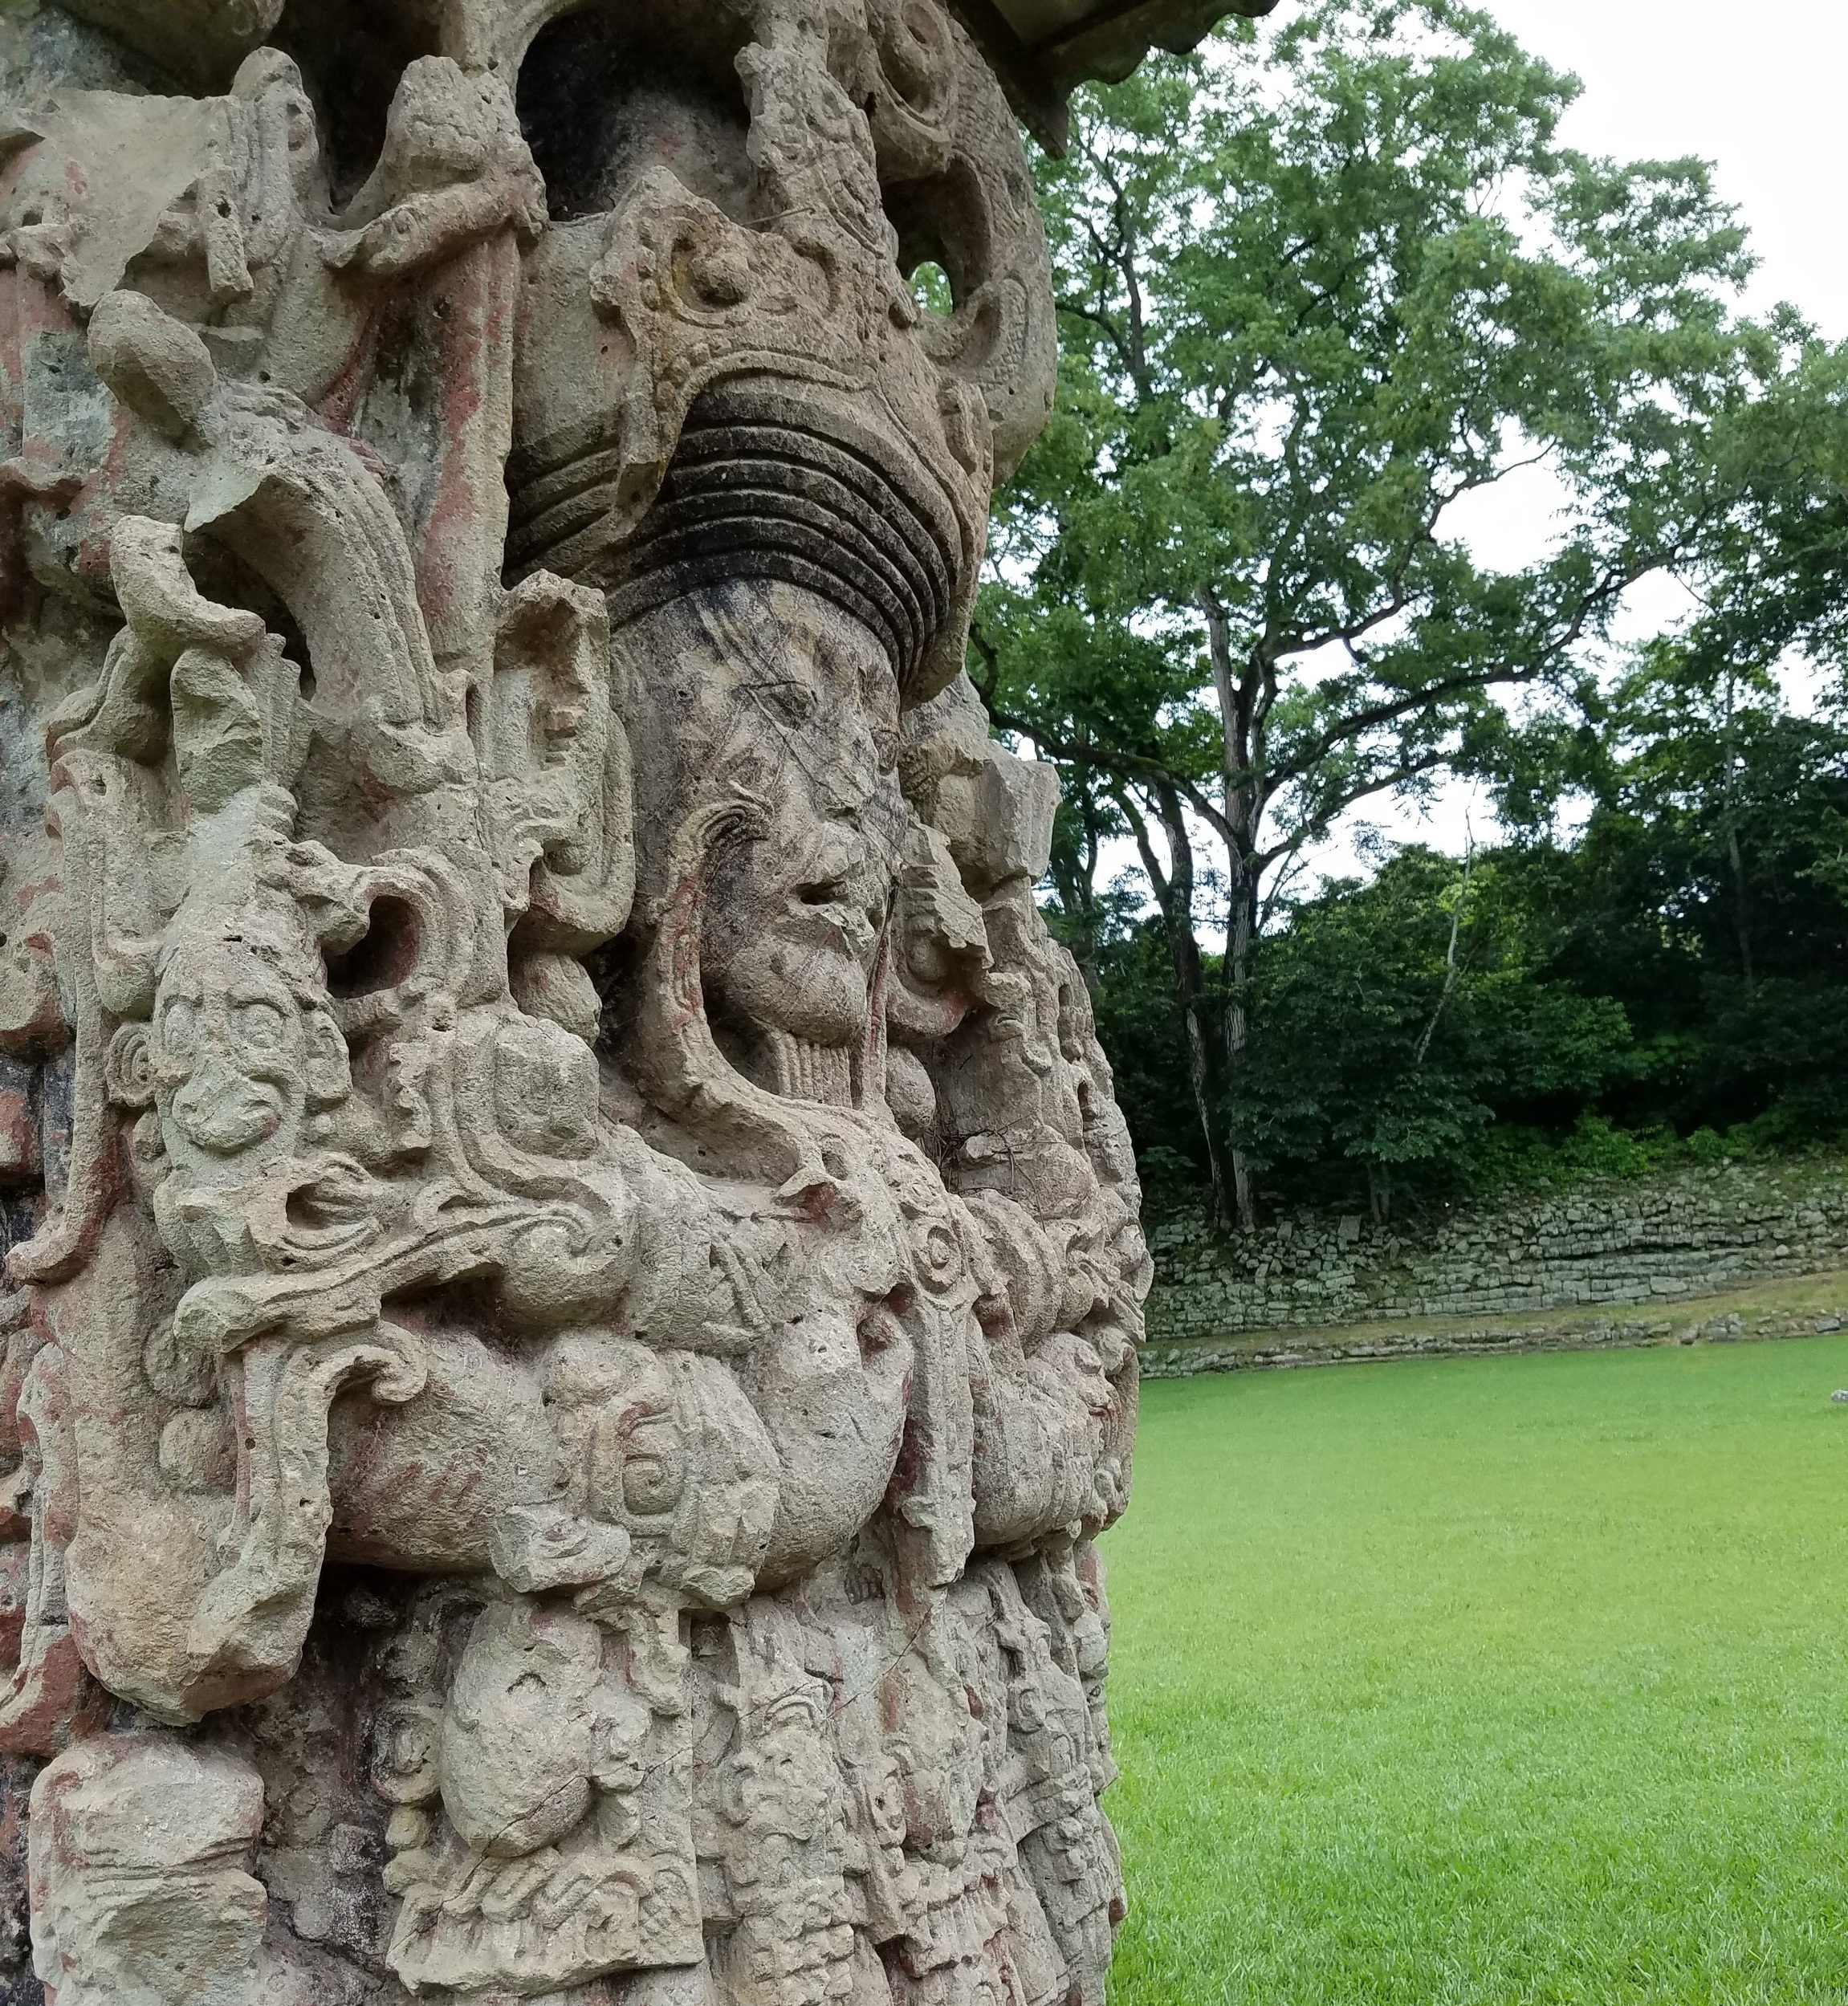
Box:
[491,1015,600,1158]
[728,1706,841,1844]
[620,579,902,1060]
[154,938,309,1163]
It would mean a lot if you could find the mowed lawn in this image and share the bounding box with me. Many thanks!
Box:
[1102,1336,1848,2004]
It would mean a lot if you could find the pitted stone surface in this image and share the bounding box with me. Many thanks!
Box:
[0,8,1142,2001]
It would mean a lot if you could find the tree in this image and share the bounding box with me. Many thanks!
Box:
[1494,652,1848,1142]
[1669,321,1848,696]
[1238,847,1633,1219]
[976,0,1754,1228]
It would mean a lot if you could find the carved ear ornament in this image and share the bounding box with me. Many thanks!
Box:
[103,1021,157,1109]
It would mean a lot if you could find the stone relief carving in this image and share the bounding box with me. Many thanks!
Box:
[0,3,1142,2000]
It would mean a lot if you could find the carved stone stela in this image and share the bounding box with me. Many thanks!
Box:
[0,3,1144,2000]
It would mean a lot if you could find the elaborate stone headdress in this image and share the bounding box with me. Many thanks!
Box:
[501,0,1055,705]
[598,375,978,702]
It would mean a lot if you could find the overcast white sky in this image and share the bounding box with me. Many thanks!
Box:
[1489,0,1848,341]
[1147,1,1848,918]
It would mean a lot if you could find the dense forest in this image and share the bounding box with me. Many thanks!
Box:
[974,0,1848,1227]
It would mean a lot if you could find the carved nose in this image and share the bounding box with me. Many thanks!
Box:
[172,1060,279,1154]
[819,739,878,816]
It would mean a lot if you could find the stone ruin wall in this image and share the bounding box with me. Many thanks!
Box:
[0,4,1148,2002]
[1144,1158,1848,1369]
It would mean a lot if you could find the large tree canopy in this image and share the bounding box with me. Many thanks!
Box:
[976,0,1759,1227]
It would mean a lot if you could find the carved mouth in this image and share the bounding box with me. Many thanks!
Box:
[173,1076,285,1155]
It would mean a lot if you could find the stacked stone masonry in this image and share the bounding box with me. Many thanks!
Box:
[1145,1159,1848,1362]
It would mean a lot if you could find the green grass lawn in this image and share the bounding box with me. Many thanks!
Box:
[1103,1336,1848,2004]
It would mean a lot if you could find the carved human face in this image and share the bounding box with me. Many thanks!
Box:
[491,1015,600,1159]
[155,938,309,1163]
[727,1707,841,1845]
[619,580,902,1060]
[30,1739,268,2006]
[151,926,348,1182]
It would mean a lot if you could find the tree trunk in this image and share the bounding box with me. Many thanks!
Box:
[1049,842,1103,1001]
[1177,946,1233,1235]
[1122,786,1235,1232]
[1221,857,1258,1232]
[1720,669,1754,994]
[1198,592,1267,1235]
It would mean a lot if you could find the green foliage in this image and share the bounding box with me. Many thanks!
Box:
[1073,913,1214,1194]
[1470,1113,1672,1190]
[910,258,955,317]
[980,0,1762,1227]
[1076,646,1848,1215]
[1669,327,1848,689]
[1480,667,1848,1155]
[1105,1337,1848,2004]
[1235,848,1634,1211]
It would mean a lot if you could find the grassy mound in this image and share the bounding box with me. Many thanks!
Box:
[1105,1336,1848,2003]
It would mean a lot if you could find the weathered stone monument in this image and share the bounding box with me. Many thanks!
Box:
[0,2,1264,1998]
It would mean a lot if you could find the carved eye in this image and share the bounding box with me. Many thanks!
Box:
[861,662,902,770]
[159,998,199,1066]
[621,1447,681,1516]
[236,1000,288,1056]
[757,680,820,729]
